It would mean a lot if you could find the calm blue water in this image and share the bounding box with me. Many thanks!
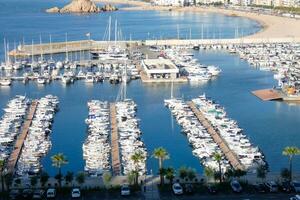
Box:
[1,0,299,176]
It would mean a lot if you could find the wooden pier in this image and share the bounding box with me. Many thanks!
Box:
[110,103,121,176]
[6,100,38,174]
[252,89,282,101]
[188,101,245,171]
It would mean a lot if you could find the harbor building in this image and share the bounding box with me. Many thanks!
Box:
[141,58,179,79]
[139,58,187,83]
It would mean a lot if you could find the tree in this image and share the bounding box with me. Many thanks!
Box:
[30,176,38,188]
[4,173,13,191]
[127,171,135,185]
[282,146,300,182]
[152,147,169,185]
[179,166,188,180]
[0,160,5,192]
[131,150,145,185]
[213,152,223,183]
[65,171,74,185]
[204,166,215,182]
[51,153,68,187]
[281,168,291,181]
[256,165,267,183]
[187,168,196,182]
[76,172,85,187]
[103,172,112,188]
[40,172,49,187]
[165,167,175,184]
[159,168,167,185]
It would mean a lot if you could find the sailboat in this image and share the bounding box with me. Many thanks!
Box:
[91,17,128,61]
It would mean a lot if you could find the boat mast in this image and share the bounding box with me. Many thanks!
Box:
[50,34,53,60]
[14,41,16,63]
[177,24,180,39]
[201,24,204,40]
[65,33,69,62]
[114,19,117,46]
[31,40,34,64]
[171,79,174,99]
[7,41,10,64]
[3,38,7,64]
[108,16,111,42]
[40,34,43,61]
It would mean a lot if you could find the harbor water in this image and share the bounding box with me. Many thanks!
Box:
[1,0,299,176]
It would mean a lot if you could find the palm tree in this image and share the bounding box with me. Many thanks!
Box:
[0,160,5,192]
[152,147,169,185]
[256,165,267,183]
[165,167,175,184]
[282,146,300,182]
[213,152,223,183]
[131,150,146,185]
[51,153,68,187]
[204,166,215,182]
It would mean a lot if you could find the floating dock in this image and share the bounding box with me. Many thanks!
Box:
[252,89,282,101]
[110,103,121,176]
[188,101,245,171]
[6,100,38,174]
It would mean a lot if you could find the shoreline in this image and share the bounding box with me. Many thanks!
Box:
[94,0,300,39]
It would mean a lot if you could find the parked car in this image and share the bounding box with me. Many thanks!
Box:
[231,180,242,193]
[32,189,45,199]
[281,181,292,193]
[184,184,194,194]
[172,183,183,195]
[22,189,33,199]
[254,183,267,193]
[9,189,21,200]
[121,184,130,196]
[46,188,56,198]
[292,181,300,193]
[71,188,81,198]
[290,194,300,200]
[207,184,217,194]
[265,181,278,192]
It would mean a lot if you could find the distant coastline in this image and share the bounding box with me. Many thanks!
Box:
[94,0,300,39]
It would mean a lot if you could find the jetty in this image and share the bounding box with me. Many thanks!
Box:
[6,100,38,174]
[8,37,300,57]
[110,103,121,176]
[188,101,245,170]
[252,89,282,101]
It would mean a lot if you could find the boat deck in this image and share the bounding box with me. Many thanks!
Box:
[6,100,38,174]
[110,103,121,176]
[188,101,245,171]
[252,89,282,101]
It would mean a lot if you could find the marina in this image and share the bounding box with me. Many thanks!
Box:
[1,0,300,179]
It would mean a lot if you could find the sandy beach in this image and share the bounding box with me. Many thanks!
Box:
[94,0,300,39]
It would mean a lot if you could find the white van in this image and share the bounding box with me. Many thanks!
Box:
[46,188,56,198]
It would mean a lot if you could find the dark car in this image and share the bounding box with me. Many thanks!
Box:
[254,183,267,193]
[184,184,194,194]
[9,189,21,200]
[207,184,217,194]
[22,189,33,199]
[281,181,292,193]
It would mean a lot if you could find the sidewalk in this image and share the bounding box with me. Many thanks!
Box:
[143,175,160,200]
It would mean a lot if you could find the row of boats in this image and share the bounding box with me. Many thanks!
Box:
[0,62,140,86]
[115,100,147,175]
[83,101,111,176]
[165,94,266,173]
[227,43,300,96]
[16,95,59,177]
[165,98,230,172]
[162,47,221,82]
[0,96,30,161]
